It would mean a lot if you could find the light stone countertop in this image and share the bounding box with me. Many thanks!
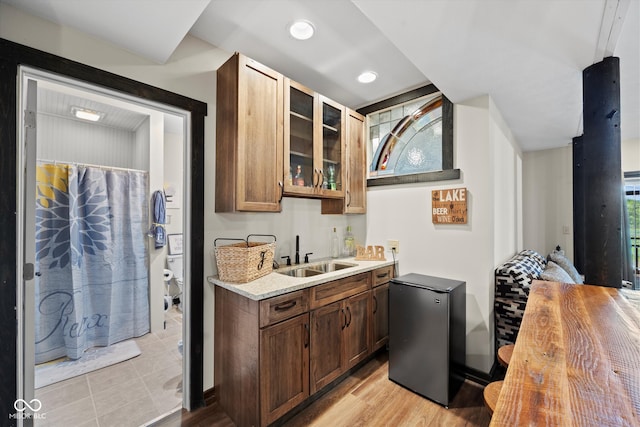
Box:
[207,257,397,301]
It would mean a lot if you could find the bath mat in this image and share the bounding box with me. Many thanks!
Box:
[35,340,141,389]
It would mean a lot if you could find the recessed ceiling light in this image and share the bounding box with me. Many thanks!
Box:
[289,20,315,40]
[71,106,104,122]
[357,71,377,84]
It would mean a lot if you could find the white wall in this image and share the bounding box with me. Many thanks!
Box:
[1,3,366,390]
[366,95,522,374]
[623,138,640,172]
[134,116,150,171]
[147,112,167,333]
[490,96,522,265]
[522,146,574,260]
[164,131,184,235]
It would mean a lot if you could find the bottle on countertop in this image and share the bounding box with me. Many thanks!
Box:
[343,225,355,257]
[330,227,340,258]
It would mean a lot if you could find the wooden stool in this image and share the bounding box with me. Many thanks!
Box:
[483,380,503,416]
[498,344,514,368]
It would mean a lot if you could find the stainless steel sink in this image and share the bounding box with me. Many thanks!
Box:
[276,261,357,277]
[278,268,324,278]
[306,261,357,273]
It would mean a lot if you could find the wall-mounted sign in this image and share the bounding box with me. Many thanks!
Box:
[432,187,468,224]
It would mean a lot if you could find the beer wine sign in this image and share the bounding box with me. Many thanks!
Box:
[432,187,468,224]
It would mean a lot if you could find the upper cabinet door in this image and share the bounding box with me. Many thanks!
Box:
[316,95,346,199]
[344,109,366,213]
[215,53,284,212]
[321,108,366,214]
[284,79,317,197]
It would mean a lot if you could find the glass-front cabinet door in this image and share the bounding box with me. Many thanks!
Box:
[316,95,345,198]
[285,79,316,197]
[284,79,345,198]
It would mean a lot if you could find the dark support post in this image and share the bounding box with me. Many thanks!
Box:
[573,135,585,274]
[578,56,623,287]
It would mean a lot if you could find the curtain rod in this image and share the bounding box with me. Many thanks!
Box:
[37,159,148,174]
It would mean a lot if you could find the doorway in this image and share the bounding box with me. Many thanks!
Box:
[625,172,640,289]
[17,66,191,426]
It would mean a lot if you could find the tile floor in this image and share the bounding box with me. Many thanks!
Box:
[34,306,183,427]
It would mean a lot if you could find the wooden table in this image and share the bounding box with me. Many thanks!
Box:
[490,280,640,426]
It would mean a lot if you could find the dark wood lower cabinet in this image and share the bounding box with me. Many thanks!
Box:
[371,283,389,351]
[310,301,344,394]
[215,265,393,426]
[260,313,310,425]
[310,291,371,394]
[343,291,371,368]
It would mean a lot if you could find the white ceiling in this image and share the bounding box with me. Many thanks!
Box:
[3,0,638,152]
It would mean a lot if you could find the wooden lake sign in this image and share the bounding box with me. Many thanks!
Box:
[432,187,468,224]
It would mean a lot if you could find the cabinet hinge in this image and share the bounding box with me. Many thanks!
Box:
[24,110,36,129]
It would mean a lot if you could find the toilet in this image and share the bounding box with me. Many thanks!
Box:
[162,269,173,312]
[166,254,184,312]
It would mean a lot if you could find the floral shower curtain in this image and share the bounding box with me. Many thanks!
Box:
[34,163,150,363]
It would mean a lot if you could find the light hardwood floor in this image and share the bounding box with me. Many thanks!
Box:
[155,352,491,427]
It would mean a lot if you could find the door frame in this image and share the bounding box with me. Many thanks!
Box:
[0,37,207,418]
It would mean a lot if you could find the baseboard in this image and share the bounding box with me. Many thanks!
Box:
[203,386,216,407]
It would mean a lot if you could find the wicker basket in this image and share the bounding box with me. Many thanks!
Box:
[214,234,276,283]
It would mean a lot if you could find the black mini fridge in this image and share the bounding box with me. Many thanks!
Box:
[388,273,466,407]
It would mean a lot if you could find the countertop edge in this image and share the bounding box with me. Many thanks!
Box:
[207,258,396,301]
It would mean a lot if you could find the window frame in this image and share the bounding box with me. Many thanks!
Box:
[357,84,459,187]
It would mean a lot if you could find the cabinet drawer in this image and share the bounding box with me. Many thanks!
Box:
[260,290,309,328]
[372,265,393,287]
[310,272,370,309]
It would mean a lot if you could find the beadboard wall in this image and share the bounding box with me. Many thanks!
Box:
[36,112,145,170]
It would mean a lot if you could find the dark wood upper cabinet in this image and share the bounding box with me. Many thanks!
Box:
[215,53,284,212]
